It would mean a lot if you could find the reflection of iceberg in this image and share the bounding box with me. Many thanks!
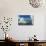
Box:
[19,17,26,23]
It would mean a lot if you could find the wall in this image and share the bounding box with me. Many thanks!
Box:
[44,15,46,40]
[0,0,46,40]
